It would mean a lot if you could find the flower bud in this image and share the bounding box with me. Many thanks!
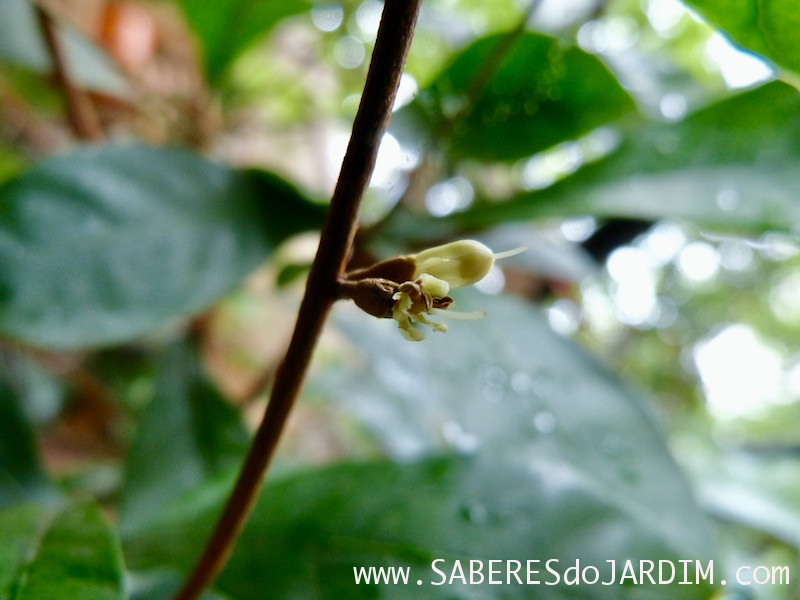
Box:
[412,240,494,289]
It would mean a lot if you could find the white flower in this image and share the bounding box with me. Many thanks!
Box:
[341,239,525,341]
[392,240,525,340]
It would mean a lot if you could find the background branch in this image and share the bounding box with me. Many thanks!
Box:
[34,4,104,142]
[174,1,424,598]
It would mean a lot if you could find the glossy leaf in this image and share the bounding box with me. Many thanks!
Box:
[123,292,716,598]
[398,32,635,162]
[327,291,713,532]
[0,502,125,600]
[129,456,716,599]
[120,342,248,534]
[0,144,325,349]
[444,81,800,231]
[178,0,310,82]
[682,0,800,76]
[0,0,128,97]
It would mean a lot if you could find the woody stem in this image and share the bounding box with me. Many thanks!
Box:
[173,1,424,598]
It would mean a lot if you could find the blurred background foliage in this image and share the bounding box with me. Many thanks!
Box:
[1,0,799,598]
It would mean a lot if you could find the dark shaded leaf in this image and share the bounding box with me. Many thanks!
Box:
[0,374,53,508]
[0,144,325,349]
[119,341,248,534]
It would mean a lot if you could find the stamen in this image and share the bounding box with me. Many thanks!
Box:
[411,312,447,333]
[492,245,528,260]
[429,308,486,320]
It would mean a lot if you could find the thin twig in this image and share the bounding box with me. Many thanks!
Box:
[173,1,424,598]
[34,5,104,142]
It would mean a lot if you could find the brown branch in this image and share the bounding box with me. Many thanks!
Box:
[173,1,424,598]
[34,5,104,142]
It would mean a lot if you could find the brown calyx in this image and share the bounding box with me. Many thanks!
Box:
[345,256,416,284]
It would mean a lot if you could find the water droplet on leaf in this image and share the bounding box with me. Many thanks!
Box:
[480,365,508,403]
[532,411,557,434]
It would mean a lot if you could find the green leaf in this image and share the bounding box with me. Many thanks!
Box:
[0,144,27,187]
[0,144,325,349]
[398,32,635,162]
[225,457,715,599]
[685,446,800,549]
[682,0,800,76]
[0,374,53,508]
[445,81,800,232]
[120,341,248,534]
[275,261,311,288]
[178,0,310,82]
[0,0,129,97]
[0,501,125,600]
[128,569,230,600]
[328,291,715,548]
[126,455,716,599]
[124,292,716,598]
